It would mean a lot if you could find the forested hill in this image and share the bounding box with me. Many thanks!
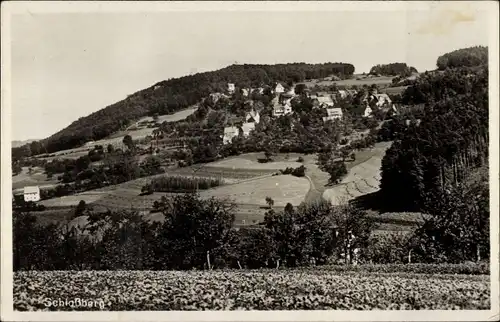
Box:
[380,63,488,211]
[436,46,488,70]
[13,62,354,156]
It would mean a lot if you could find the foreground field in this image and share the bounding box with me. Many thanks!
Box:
[14,267,489,311]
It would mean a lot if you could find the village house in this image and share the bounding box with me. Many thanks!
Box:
[372,93,392,107]
[222,126,240,145]
[241,122,256,137]
[322,107,343,122]
[273,103,293,117]
[241,88,250,97]
[227,83,236,94]
[338,90,348,99]
[245,109,260,124]
[274,83,285,94]
[363,106,373,118]
[317,96,335,108]
[208,92,228,104]
[23,186,40,202]
[279,93,294,105]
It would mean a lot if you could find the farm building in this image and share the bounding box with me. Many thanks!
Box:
[274,83,285,94]
[273,103,293,117]
[227,83,236,94]
[245,110,260,124]
[322,108,343,122]
[23,186,40,202]
[317,96,335,108]
[222,126,240,145]
[241,122,256,137]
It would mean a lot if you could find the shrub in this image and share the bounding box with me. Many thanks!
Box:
[297,156,304,163]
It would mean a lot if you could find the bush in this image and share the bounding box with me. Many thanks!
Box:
[280,165,306,177]
[297,156,304,163]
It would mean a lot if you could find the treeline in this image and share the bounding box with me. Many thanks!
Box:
[436,46,488,70]
[381,64,488,211]
[12,63,354,156]
[14,190,489,271]
[401,65,488,105]
[141,175,223,194]
[369,63,418,77]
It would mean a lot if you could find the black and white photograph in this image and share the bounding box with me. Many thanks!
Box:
[1,1,499,321]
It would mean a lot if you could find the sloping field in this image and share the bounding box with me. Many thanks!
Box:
[12,167,59,190]
[206,158,302,171]
[322,142,391,206]
[135,107,198,125]
[199,175,310,207]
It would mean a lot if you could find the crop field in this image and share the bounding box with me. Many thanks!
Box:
[382,85,409,95]
[199,175,310,207]
[14,268,489,310]
[167,166,273,182]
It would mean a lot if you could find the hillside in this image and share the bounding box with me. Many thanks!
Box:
[12,62,355,158]
[12,139,38,148]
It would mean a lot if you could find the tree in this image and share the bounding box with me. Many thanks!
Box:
[326,161,347,185]
[107,144,115,154]
[122,135,134,150]
[154,193,236,270]
[75,200,87,217]
[265,196,274,209]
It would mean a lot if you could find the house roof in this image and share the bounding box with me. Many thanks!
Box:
[317,96,334,105]
[24,186,40,194]
[326,108,343,116]
[224,126,239,134]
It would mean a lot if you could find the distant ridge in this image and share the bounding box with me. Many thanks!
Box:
[12,139,38,148]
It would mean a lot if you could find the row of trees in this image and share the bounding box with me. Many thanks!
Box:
[14,184,489,271]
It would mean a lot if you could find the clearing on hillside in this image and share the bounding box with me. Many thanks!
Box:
[12,167,59,190]
[303,75,395,88]
[199,175,310,207]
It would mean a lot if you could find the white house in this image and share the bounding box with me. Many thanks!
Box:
[274,83,285,94]
[338,90,348,99]
[222,126,240,145]
[363,106,373,118]
[372,93,392,107]
[23,186,40,202]
[317,96,335,108]
[245,110,260,124]
[241,122,256,137]
[227,83,236,94]
[241,88,250,97]
[273,102,292,117]
[322,108,343,122]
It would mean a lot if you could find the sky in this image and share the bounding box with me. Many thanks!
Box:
[7,2,492,141]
